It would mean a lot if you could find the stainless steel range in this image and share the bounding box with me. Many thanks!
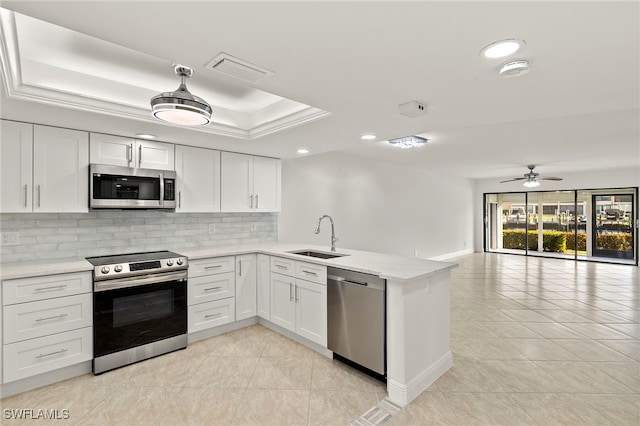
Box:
[86,251,188,374]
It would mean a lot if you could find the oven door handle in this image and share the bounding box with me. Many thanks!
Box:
[94,271,187,292]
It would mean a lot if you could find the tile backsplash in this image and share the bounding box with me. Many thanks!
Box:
[0,211,277,263]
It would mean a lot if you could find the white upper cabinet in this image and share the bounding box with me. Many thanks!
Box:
[175,145,221,212]
[253,156,281,212]
[90,133,175,170]
[1,121,88,213]
[33,126,89,213]
[221,152,281,212]
[1,120,33,212]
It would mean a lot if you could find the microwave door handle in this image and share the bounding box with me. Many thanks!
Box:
[159,172,164,206]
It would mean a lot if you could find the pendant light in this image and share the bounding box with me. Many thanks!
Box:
[150,65,212,126]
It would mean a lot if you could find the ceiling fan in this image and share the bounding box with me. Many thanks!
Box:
[499,165,563,188]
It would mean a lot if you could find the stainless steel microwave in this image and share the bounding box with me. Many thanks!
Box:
[90,164,176,209]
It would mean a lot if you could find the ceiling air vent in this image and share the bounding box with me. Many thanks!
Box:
[205,53,274,83]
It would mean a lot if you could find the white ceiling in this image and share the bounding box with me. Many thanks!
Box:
[0,1,638,180]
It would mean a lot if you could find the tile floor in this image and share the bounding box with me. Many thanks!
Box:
[1,253,638,425]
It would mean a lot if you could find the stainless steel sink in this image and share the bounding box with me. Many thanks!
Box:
[288,250,349,259]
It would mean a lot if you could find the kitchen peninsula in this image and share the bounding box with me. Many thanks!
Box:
[1,242,456,406]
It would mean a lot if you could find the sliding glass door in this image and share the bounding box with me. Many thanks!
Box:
[592,193,635,260]
[485,187,637,265]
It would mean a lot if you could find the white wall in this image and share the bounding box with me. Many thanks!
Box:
[278,152,474,259]
[473,166,640,252]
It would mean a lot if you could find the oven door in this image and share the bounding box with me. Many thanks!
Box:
[93,272,187,358]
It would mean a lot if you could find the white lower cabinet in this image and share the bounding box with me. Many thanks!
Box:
[235,254,257,321]
[257,254,270,320]
[270,272,296,332]
[295,279,327,346]
[269,257,327,347]
[1,272,93,384]
[187,257,236,333]
[3,328,92,383]
[188,298,236,333]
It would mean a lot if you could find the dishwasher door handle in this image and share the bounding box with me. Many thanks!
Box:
[328,276,368,287]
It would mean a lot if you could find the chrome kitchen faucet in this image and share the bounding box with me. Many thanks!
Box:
[314,215,338,252]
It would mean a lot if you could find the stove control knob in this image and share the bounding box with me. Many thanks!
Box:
[176,258,184,266]
[166,259,174,267]
[101,266,110,274]
[114,265,123,273]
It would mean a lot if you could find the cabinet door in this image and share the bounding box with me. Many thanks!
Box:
[235,254,257,321]
[221,152,253,212]
[270,273,295,332]
[89,133,134,167]
[33,125,89,213]
[175,145,221,212]
[295,279,327,346]
[137,140,175,170]
[253,157,281,212]
[257,254,270,320]
[1,120,33,212]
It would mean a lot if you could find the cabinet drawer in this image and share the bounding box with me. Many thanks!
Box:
[295,262,327,285]
[3,327,92,383]
[270,256,296,276]
[188,272,235,305]
[3,272,92,305]
[189,256,235,277]
[188,298,235,333]
[3,293,92,344]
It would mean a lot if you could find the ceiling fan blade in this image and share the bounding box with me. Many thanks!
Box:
[499,177,526,183]
[540,176,563,181]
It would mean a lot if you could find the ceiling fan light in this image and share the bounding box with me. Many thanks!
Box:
[150,65,212,126]
[523,179,540,188]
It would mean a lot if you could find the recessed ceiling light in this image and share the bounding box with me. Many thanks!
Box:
[361,134,376,140]
[297,148,309,154]
[135,133,157,140]
[388,135,428,149]
[481,39,525,59]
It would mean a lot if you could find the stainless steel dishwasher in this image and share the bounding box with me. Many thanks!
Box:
[327,267,386,378]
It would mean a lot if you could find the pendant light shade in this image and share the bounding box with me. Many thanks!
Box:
[151,65,212,126]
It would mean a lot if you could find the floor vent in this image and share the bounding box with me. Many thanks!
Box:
[205,52,274,83]
[350,398,402,426]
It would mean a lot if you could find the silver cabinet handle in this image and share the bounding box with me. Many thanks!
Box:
[36,348,68,359]
[289,283,293,301]
[255,194,259,209]
[138,144,143,167]
[127,144,133,165]
[249,194,254,209]
[35,313,68,322]
[35,284,67,292]
[178,191,182,208]
[276,264,287,269]
[24,184,28,208]
[37,184,41,208]
[158,172,164,206]
[204,265,222,270]
[302,270,317,276]
[204,286,222,292]
[238,259,242,277]
[204,313,222,319]
[295,284,299,302]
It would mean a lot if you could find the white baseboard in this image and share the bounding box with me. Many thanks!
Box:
[387,351,453,406]
[428,248,474,261]
[188,317,258,343]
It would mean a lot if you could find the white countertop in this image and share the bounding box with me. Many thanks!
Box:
[0,258,94,281]
[1,242,457,282]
